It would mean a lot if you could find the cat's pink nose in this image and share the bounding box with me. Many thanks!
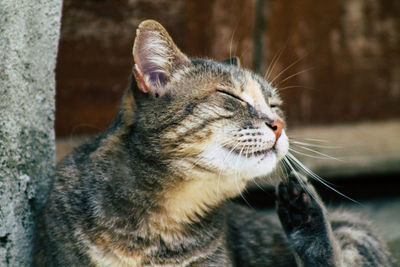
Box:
[270,119,284,140]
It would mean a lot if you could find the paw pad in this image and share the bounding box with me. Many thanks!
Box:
[276,175,324,234]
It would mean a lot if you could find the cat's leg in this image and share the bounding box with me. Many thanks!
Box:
[329,210,395,267]
[276,174,342,266]
[276,174,396,267]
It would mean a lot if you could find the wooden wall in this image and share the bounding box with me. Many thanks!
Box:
[56,0,400,136]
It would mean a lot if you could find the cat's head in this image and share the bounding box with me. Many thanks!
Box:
[129,20,288,183]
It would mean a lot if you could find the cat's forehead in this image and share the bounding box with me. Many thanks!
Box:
[228,70,273,111]
[191,59,274,97]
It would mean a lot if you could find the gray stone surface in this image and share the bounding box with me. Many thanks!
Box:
[0,0,62,266]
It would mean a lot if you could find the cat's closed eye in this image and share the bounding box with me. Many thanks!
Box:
[269,98,282,109]
[216,89,246,104]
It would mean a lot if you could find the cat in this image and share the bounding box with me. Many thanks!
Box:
[33,20,395,266]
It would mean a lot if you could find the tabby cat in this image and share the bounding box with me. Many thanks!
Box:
[34,20,395,266]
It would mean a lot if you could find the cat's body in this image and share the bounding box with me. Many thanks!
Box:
[34,20,395,266]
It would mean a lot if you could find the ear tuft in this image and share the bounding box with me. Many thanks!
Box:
[133,20,191,97]
[222,56,241,67]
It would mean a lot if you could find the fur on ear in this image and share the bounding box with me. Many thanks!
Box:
[133,20,191,98]
[222,57,241,67]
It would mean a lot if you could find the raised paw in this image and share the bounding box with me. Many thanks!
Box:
[276,173,326,236]
[276,173,342,266]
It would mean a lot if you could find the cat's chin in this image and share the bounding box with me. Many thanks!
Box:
[198,130,289,180]
[275,130,289,161]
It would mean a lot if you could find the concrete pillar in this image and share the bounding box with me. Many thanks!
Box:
[0,0,62,266]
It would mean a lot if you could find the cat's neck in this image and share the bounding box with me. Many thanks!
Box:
[157,159,247,226]
[92,121,245,237]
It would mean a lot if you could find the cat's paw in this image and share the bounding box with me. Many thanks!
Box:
[276,174,341,266]
[276,173,326,236]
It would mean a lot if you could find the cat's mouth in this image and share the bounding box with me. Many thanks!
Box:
[223,146,276,158]
[223,134,281,159]
[221,126,287,161]
[196,130,288,179]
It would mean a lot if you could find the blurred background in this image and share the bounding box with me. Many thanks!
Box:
[57,0,400,136]
[55,0,400,258]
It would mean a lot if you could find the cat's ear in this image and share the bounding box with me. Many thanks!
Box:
[133,20,191,98]
[222,57,241,67]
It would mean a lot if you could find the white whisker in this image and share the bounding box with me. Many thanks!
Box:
[276,67,314,87]
[296,137,330,143]
[234,144,252,208]
[282,157,315,198]
[289,148,336,160]
[188,140,232,170]
[216,141,242,197]
[295,145,342,162]
[291,140,340,149]
[286,153,335,186]
[286,153,360,204]
[278,85,313,92]
[264,45,286,81]
[251,177,267,193]
[269,56,305,86]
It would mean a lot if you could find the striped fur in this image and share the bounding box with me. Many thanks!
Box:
[33,20,395,266]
